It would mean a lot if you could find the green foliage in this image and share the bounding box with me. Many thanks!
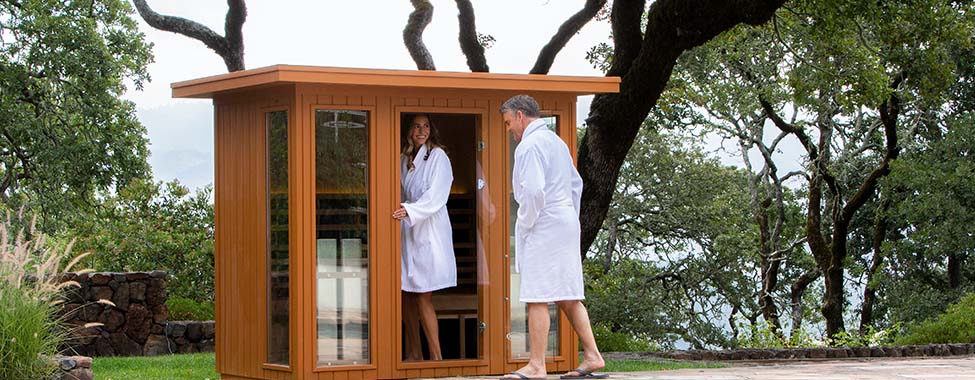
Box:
[93,353,218,380]
[586,126,772,349]
[166,297,214,321]
[592,323,656,352]
[0,0,154,232]
[601,359,725,372]
[71,179,214,302]
[894,293,975,345]
[737,321,817,349]
[828,323,900,348]
[0,212,87,380]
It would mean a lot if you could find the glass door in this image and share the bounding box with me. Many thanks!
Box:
[314,109,371,367]
[507,115,561,360]
[396,111,488,365]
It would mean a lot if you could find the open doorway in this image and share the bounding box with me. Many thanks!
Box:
[398,112,485,362]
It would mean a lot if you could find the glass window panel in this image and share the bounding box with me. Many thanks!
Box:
[266,110,290,366]
[508,115,560,359]
[315,110,370,366]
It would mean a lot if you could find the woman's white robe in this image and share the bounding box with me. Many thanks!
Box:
[401,145,457,293]
[512,119,585,303]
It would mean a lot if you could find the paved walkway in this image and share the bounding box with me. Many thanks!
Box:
[607,356,975,380]
[436,357,975,380]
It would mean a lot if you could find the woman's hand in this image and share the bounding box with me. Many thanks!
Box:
[393,207,409,220]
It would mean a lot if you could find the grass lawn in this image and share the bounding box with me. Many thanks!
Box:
[94,353,218,380]
[92,353,722,379]
[602,358,726,372]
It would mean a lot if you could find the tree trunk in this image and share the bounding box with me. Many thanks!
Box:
[859,200,888,334]
[790,268,820,340]
[948,253,961,289]
[579,0,788,258]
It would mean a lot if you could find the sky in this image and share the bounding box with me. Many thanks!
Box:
[127,0,613,191]
[128,0,805,191]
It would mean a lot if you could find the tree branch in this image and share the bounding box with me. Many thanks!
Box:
[579,0,787,257]
[530,0,607,74]
[133,0,246,72]
[841,72,904,223]
[404,0,436,71]
[454,0,488,72]
[607,0,646,77]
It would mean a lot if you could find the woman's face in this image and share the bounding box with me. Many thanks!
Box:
[410,115,431,147]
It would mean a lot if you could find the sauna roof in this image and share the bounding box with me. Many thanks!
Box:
[171,65,620,98]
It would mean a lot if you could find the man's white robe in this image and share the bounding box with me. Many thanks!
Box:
[513,119,585,303]
[400,145,457,293]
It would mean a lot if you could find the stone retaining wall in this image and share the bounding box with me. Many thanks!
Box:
[605,343,975,361]
[166,320,216,353]
[59,271,171,356]
[54,356,93,380]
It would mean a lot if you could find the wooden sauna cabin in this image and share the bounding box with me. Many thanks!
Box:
[171,65,620,380]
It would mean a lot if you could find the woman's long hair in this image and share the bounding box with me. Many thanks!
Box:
[402,113,447,170]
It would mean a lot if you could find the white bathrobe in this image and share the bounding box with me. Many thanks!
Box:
[513,119,585,303]
[401,145,457,293]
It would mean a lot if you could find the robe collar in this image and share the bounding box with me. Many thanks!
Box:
[410,143,429,170]
[522,118,549,140]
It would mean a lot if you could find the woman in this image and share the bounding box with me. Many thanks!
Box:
[392,113,456,361]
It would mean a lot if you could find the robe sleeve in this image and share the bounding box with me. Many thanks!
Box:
[570,164,583,217]
[402,148,453,226]
[514,145,546,232]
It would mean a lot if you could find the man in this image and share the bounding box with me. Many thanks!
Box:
[501,95,607,380]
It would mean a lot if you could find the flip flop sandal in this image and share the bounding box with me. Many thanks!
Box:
[560,368,609,379]
[502,371,547,380]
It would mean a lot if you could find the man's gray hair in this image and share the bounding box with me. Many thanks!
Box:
[500,95,540,118]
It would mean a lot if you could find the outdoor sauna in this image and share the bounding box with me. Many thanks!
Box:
[171,65,620,380]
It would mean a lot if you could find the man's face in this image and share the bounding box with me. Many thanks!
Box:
[503,110,526,142]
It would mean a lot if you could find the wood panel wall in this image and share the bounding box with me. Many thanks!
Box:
[215,83,580,380]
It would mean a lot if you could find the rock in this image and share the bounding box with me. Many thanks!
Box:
[80,303,102,321]
[149,270,167,278]
[58,357,78,370]
[146,278,167,307]
[854,347,871,357]
[948,344,968,355]
[110,333,142,356]
[73,356,92,368]
[99,308,126,332]
[126,272,149,281]
[167,322,187,338]
[884,346,903,357]
[808,348,828,358]
[143,335,172,356]
[94,336,115,356]
[150,323,165,335]
[64,367,94,380]
[112,282,130,311]
[123,304,152,343]
[91,273,112,285]
[199,339,215,352]
[129,281,146,302]
[177,342,200,354]
[870,347,885,357]
[186,322,203,342]
[201,321,215,339]
[152,304,169,324]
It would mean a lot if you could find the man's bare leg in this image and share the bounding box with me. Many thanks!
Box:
[504,302,550,379]
[556,300,605,376]
[416,292,443,360]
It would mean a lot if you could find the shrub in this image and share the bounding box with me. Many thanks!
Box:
[592,323,657,352]
[0,211,88,380]
[167,297,215,321]
[894,293,975,345]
